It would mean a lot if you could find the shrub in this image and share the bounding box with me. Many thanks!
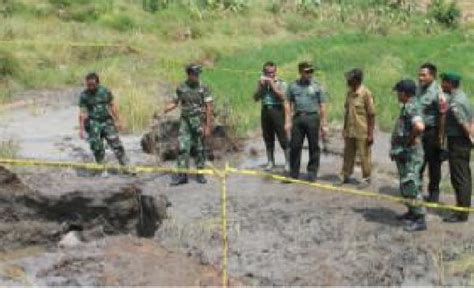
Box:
[142,0,169,12]
[0,139,20,159]
[0,49,20,78]
[427,0,461,28]
[100,13,136,31]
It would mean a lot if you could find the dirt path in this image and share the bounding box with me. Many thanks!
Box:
[1,88,473,285]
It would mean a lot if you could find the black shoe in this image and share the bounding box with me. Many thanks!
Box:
[307,173,317,182]
[443,213,468,223]
[170,174,188,186]
[196,174,207,184]
[423,195,439,203]
[282,174,298,184]
[396,211,417,222]
[403,217,427,232]
[334,177,350,187]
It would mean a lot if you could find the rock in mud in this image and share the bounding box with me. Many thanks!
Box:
[58,231,83,249]
[0,166,168,251]
[140,116,241,161]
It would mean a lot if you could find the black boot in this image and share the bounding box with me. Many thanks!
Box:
[170,174,188,186]
[396,211,417,222]
[443,213,468,223]
[404,216,427,232]
[196,174,207,184]
[307,172,317,182]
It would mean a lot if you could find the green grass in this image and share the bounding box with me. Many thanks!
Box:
[204,30,474,134]
[0,139,20,159]
[1,0,473,134]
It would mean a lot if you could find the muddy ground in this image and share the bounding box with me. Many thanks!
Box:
[0,88,473,286]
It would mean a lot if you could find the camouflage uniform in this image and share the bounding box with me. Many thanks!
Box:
[79,85,127,164]
[390,97,425,217]
[173,80,213,169]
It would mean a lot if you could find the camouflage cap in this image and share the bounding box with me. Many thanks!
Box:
[440,72,462,82]
[186,63,203,75]
[393,79,417,95]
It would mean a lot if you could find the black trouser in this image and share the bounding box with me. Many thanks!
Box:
[448,136,472,220]
[261,105,289,151]
[420,127,442,201]
[290,113,320,178]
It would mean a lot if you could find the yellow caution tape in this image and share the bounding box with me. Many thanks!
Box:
[0,157,472,213]
[0,158,215,176]
[221,163,229,287]
[227,167,474,213]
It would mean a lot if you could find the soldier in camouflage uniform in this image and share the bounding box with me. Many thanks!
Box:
[79,73,129,170]
[440,72,473,223]
[391,79,427,232]
[164,64,213,186]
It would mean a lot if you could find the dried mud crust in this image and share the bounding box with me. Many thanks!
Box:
[153,133,474,286]
[1,87,473,285]
[0,165,167,252]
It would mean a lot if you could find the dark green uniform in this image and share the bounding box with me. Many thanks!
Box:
[417,81,443,202]
[173,80,212,170]
[446,89,473,220]
[390,97,425,218]
[79,85,127,164]
[287,79,326,179]
[257,79,289,154]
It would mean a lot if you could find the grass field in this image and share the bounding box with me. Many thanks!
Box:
[205,30,474,133]
[1,0,473,134]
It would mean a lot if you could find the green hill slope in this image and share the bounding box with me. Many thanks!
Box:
[1,0,472,133]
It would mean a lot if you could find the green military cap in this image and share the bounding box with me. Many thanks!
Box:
[440,72,462,82]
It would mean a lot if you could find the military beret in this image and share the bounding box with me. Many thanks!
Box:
[185,64,203,75]
[393,79,417,95]
[440,72,462,82]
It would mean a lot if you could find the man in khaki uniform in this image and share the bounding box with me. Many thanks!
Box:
[338,68,375,188]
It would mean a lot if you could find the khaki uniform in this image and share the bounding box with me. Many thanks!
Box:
[341,85,375,179]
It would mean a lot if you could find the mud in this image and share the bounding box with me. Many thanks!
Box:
[0,165,166,252]
[1,88,473,286]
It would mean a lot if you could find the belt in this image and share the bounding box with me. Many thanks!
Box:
[294,111,317,116]
[262,105,283,110]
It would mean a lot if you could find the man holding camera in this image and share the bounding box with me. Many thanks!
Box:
[254,61,290,172]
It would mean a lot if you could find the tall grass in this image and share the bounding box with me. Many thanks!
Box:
[205,31,474,134]
[0,0,471,134]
